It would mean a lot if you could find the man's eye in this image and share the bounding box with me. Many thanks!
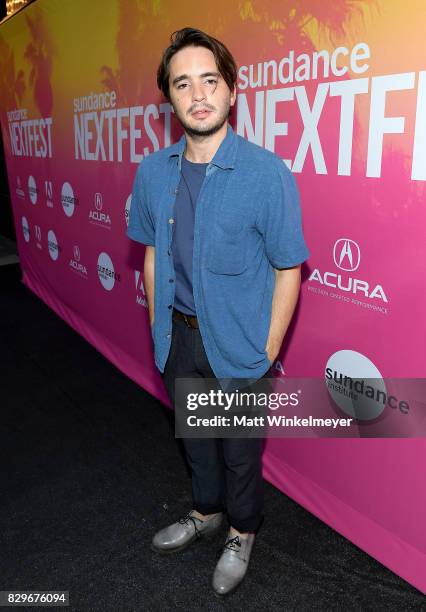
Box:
[206,79,217,85]
[177,83,188,89]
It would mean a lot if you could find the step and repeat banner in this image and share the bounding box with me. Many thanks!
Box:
[1,0,425,592]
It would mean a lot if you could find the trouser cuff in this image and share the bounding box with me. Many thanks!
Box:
[193,502,225,515]
[228,513,264,533]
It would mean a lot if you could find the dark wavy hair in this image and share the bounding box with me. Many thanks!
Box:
[157,27,238,101]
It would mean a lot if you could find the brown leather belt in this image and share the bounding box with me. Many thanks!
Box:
[172,307,199,329]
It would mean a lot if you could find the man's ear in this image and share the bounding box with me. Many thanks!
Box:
[230,84,237,106]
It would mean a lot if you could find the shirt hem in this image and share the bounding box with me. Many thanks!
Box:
[127,228,155,246]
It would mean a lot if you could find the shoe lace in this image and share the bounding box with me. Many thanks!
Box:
[215,534,241,560]
[178,512,202,538]
[224,535,242,552]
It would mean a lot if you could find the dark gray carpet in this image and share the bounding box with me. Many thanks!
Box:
[0,233,19,266]
[1,264,424,611]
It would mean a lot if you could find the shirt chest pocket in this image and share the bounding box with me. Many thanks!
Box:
[206,223,248,275]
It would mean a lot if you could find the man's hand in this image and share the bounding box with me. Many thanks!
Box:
[265,340,281,365]
[264,265,302,364]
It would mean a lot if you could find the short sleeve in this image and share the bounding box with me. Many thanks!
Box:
[255,160,310,268]
[127,163,156,246]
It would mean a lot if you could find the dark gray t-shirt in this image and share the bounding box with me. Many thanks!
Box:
[172,155,208,315]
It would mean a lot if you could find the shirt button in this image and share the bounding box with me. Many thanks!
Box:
[166,333,171,338]
[167,249,171,256]
[169,278,174,283]
[168,218,174,224]
[168,305,172,309]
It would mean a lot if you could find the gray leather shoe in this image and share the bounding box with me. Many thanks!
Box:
[212,532,255,597]
[151,510,223,554]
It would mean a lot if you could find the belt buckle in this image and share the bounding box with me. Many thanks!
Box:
[182,313,191,328]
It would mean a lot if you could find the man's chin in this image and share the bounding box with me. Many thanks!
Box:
[181,115,228,138]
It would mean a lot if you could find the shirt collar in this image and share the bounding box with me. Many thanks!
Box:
[168,123,237,172]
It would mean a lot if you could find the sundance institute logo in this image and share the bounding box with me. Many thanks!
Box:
[22,216,30,242]
[47,230,60,261]
[61,182,79,217]
[97,252,120,290]
[28,175,38,204]
[325,350,409,421]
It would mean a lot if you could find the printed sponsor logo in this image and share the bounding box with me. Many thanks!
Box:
[89,191,111,228]
[325,350,409,420]
[135,269,148,307]
[308,238,388,314]
[333,238,360,272]
[45,180,53,208]
[47,229,60,261]
[69,244,88,278]
[28,175,38,204]
[61,181,78,217]
[35,224,42,249]
[22,216,30,242]
[97,252,120,290]
[125,194,132,227]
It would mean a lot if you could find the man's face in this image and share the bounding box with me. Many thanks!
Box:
[168,45,236,138]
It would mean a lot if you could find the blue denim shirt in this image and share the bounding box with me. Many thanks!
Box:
[127,124,310,381]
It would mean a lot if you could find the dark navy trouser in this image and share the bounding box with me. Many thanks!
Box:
[160,315,270,533]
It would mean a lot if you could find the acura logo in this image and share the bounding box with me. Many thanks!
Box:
[45,180,53,200]
[95,192,103,211]
[333,239,360,272]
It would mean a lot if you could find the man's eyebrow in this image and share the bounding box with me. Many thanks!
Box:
[172,71,220,86]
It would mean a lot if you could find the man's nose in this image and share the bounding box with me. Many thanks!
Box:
[192,82,206,102]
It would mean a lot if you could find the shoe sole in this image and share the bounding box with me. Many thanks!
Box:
[151,521,223,555]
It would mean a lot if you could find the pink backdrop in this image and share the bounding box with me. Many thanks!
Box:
[1,0,425,593]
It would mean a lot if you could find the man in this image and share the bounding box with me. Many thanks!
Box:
[127,27,309,597]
